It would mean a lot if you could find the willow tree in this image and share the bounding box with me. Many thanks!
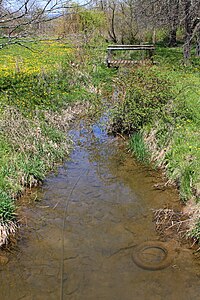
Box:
[78,8,106,43]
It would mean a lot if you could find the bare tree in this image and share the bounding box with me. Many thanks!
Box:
[95,0,200,61]
[196,27,200,56]
[104,0,118,43]
[134,0,200,60]
[167,0,180,46]
[181,0,200,61]
[0,0,92,48]
[119,0,138,44]
[97,0,138,44]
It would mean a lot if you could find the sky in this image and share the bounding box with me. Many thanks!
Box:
[8,0,85,10]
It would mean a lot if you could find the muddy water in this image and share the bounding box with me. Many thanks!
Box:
[1,117,200,300]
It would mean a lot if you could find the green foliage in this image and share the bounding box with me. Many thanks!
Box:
[0,40,114,226]
[110,46,200,205]
[0,64,94,112]
[0,191,15,222]
[111,68,173,134]
[129,133,150,164]
[165,125,199,202]
[79,9,106,34]
[188,218,200,242]
[155,46,200,70]
[0,40,108,113]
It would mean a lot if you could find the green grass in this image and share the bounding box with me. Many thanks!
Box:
[0,40,114,113]
[129,133,150,164]
[0,40,74,76]
[110,45,200,205]
[0,40,115,230]
[0,191,15,222]
[110,45,200,241]
[154,47,200,203]
[187,216,200,246]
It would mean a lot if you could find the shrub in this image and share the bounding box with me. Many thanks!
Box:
[111,67,174,134]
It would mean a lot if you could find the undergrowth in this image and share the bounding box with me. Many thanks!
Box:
[110,46,200,242]
[0,40,115,242]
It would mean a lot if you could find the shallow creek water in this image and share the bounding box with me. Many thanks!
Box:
[0,117,200,300]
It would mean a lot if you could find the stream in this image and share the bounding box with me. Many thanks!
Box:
[0,115,200,300]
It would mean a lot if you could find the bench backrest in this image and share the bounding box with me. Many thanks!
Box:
[107,45,155,51]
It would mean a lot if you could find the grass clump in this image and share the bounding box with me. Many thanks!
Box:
[0,106,72,198]
[190,219,200,241]
[0,192,15,222]
[0,191,17,246]
[129,133,150,164]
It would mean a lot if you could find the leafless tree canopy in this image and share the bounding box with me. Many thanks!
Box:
[0,0,92,47]
[103,0,200,59]
[0,0,200,59]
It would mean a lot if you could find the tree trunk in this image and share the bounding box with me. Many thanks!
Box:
[167,0,179,47]
[108,3,117,43]
[152,28,156,44]
[168,28,177,47]
[108,30,117,43]
[183,0,192,62]
[121,33,125,44]
[183,35,192,61]
[196,31,200,56]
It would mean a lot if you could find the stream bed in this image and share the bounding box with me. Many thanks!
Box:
[0,116,200,300]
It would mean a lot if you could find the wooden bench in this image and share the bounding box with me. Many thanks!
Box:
[106,44,155,67]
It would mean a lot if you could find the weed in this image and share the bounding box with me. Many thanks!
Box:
[188,218,200,244]
[129,133,150,164]
[0,191,15,222]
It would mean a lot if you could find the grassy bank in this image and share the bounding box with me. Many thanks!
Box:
[110,46,200,243]
[2,40,199,245]
[0,40,114,246]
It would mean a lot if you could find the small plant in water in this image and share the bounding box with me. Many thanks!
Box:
[0,192,16,222]
[0,191,17,246]
[129,132,150,164]
[188,218,200,247]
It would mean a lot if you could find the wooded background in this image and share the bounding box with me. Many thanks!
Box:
[0,0,200,60]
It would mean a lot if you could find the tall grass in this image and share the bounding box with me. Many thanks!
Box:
[129,133,150,164]
[0,40,115,241]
